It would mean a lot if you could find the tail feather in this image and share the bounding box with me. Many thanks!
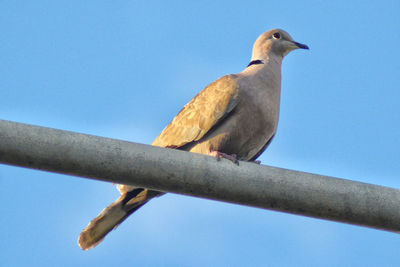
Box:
[78,188,159,250]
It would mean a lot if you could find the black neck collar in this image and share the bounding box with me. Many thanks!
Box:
[247,59,264,68]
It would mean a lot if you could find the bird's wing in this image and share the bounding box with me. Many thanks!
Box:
[152,74,240,148]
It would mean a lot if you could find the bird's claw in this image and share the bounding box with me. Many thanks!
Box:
[210,151,239,165]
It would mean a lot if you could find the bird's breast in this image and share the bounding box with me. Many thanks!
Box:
[188,81,280,161]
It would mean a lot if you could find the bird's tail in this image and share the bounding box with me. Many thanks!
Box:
[78,188,161,250]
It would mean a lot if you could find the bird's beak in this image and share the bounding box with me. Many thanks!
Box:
[293,41,309,50]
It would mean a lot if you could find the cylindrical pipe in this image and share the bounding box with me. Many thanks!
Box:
[0,119,399,233]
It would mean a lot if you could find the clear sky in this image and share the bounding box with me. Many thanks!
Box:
[1,1,400,266]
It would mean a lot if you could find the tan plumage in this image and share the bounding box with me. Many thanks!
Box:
[78,29,308,250]
[152,75,239,148]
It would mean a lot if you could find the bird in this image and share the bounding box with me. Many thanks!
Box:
[78,29,309,250]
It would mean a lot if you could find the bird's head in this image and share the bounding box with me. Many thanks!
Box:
[251,29,309,61]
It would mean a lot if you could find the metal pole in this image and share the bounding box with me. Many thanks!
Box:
[0,119,399,233]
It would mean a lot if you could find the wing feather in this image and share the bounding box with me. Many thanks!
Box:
[152,74,239,148]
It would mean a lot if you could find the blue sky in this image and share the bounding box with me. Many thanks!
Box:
[1,1,400,266]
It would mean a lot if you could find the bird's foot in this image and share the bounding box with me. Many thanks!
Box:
[252,160,261,164]
[210,150,239,165]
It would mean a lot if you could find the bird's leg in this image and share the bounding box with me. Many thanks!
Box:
[210,150,239,165]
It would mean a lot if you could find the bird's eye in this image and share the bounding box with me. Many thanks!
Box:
[272,32,281,39]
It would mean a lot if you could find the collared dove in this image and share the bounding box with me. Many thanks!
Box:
[78,29,308,250]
